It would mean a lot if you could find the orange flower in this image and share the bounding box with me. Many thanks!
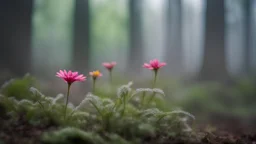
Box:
[89,70,102,79]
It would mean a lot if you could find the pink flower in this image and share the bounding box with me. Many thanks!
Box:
[56,70,86,84]
[102,62,117,70]
[143,59,166,70]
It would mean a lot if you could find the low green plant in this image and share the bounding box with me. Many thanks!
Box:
[0,79,195,144]
[0,74,38,101]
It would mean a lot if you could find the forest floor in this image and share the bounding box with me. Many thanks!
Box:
[1,116,256,144]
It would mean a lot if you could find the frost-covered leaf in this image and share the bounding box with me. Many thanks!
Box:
[157,110,195,132]
[8,97,19,105]
[74,93,102,111]
[152,88,165,97]
[30,87,44,99]
[165,110,195,120]
[131,88,152,97]
[85,93,102,104]
[72,111,90,119]
[0,79,15,90]
[102,98,114,105]
[117,82,133,98]
[52,94,64,104]
[44,97,54,103]
[131,88,165,98]
[17,99,34,106]
[68,103,75,109]
[139,108,163,117]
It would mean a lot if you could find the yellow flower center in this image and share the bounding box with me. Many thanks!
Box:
[92,70,101,77]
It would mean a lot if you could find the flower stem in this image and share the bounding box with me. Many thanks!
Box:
[147,92,156,106]
[140,91,146,109]
[148,70,158,106]
[152,70,157,88]
[89,100,103,117]
[121,95,126,117]
[64,83,71,119]
[109,70,112,84]
[92,78,96,93]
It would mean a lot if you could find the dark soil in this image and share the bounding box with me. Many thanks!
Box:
[0,116,256,144]
[0,116,57,144]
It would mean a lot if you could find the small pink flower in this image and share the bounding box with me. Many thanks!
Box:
[89,70,102,79]
[102,62,117,70]
[143,59,166,70]
[56,70,86,84]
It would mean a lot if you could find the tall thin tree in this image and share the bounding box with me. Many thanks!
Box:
[0,0,33,77]
[73,0,90,72]
[128,0,143,74]
[199,0,228,81]
[165,0,183,76]
[244,0,252,74]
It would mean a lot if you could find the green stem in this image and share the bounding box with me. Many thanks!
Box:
[109,70,112,84]
[121,95,126,117]
[89,100,105,128]
[37,100,49,117]
[147,92,156,106]
[140,91,146,109]
[92,78,96,93]
[64,84,71,119]
[152,70,157,88]
[147,70,158,105]
[37,101,45,111]
[156,114,167,124]
[89,100,103,117]
[112,99,118,111]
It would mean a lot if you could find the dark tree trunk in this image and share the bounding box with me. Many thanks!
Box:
[199,0,228,81]
[73,0,90,72]
[128,0,143,74]
[0,0,33,77]
[244,0,252,74]
[165,0,183,76]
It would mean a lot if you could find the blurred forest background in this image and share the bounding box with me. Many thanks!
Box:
[1,0,256,80]
[1,0,256,132]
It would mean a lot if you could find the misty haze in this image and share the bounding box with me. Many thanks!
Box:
[0,0,256,144]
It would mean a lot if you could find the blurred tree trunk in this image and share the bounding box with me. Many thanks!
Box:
[244,0,252,74]
[73,0,90,72]
[128,0,143,74]
[199,0,228,81]
[0,0,33,77]
[165,0,183,76]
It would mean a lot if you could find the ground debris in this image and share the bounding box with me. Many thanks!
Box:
[1,117,256,144]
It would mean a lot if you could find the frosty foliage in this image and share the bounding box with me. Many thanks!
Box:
[117,81,133,98]
[138,108,195,132]
[17,99,34,106]
[0,79,15,90]
[165,110,195,120]
[74,93,102,111]
[139,108,163,118]
[131,88,165,98]
[0,79,196,140]
[30,87,44,99]
[52,94,64,104]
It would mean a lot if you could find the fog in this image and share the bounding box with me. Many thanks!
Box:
[1,0,256,135]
